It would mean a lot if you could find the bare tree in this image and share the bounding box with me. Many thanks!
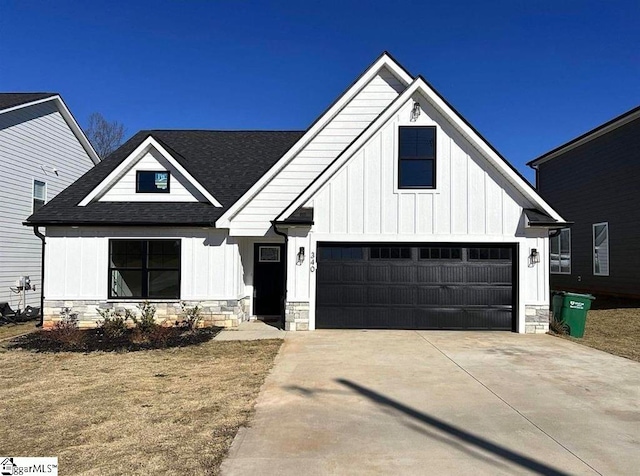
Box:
[85,112,126,159]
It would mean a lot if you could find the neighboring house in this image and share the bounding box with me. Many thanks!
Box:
[528,105,640,299]
[0,93,99,311]
[26,53,566,333]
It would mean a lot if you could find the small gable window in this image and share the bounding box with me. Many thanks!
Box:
[136,171,170,193]
[398,126,436,189]
[33,180,46,212]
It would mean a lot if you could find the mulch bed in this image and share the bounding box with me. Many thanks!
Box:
[8,326,222,353]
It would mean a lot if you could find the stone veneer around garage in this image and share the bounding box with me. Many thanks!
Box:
[525,304,550,334]
[43,297,251,330]
[284,301,310,331]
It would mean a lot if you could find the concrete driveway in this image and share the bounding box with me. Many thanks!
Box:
[221,331,640,475]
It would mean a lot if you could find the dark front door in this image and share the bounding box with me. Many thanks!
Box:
[316,243,516,330]
[253,243,285,316]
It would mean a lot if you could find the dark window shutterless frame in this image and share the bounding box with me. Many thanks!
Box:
[398,126,436,189]
[136,171,171,193]
[108,239,181,299]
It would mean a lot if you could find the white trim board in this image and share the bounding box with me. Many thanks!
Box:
[277,77,565,224]
[78,135,222,207]
[214,52,413,228]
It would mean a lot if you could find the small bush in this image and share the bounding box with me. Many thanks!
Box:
[97,308,134,341]
[178,302,203,332]
[550,318,568,335]
[130,301,158,333]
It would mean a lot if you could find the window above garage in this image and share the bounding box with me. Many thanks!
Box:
[398,126,436,189]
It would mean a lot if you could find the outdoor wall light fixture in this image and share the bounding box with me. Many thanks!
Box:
[410,101,421,121]
[297,246,305,265]
[530,248,540,265]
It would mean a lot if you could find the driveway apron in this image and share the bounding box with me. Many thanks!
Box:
[221,330,640,475]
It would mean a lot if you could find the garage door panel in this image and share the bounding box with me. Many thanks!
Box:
[316,244,514,330]
[390,265,416,283]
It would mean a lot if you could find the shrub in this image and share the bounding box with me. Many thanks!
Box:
[97,308,133,341]
[130,301,158,333]
[550,318,568,335]
[48,307,86,350]
[178,302,203,332]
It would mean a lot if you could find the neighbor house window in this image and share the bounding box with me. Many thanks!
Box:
[136,171,170,193]
[398,126,436,188]
[33,180,46,212]
[593,222,609,276]
[109,239,180,299]
[550,228,571,274]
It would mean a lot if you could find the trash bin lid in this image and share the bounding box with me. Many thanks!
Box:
[564,292,596,300]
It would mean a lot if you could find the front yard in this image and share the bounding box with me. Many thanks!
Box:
[0,338,282,475]
[561,308,640,362]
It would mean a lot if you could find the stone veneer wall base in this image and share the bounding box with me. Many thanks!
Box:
[525,304,550,334]
[284,301,310,331]
[43,298,250,330]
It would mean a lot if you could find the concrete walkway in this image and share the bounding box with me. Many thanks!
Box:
[222,331,640,475]
[214,320,286,341]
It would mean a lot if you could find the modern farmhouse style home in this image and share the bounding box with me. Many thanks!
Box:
[26,53,566,333]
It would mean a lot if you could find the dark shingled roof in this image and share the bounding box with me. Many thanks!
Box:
[26,130,304,226]
[0,93,58,111]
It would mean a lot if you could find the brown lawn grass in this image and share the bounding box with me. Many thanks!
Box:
[561,308,640,362]
[0,338,282,475]
[0,320,38,341]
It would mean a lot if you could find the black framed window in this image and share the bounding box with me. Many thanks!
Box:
[370,247,411,260]
[136,171,170,193]
[398,126,436,188]
[109,239,180,299]
[469,247,512,260]
[419,247,462,260]
[319,247,364,261]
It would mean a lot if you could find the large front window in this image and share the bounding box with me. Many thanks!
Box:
[398,126,436,188]
[109,240,180,299]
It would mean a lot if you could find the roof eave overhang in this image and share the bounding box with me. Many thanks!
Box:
[528,105,640,169]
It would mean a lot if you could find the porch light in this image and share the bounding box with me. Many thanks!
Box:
[297,247,305,265]
[410,101,421,121]
[530,248,540,265]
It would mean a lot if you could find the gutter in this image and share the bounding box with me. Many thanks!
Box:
[32,226,46,327]
[271,220,288,328]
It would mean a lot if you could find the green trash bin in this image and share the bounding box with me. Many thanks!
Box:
[559,292,595,338]
[551,291,565,321]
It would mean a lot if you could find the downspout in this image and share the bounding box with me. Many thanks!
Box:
[271,220,288,327]
[32,226,46,327]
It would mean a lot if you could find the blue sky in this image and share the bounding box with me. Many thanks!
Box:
[1,1,638,180]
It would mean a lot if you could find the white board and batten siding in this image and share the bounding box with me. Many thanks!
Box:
[99,149,205,202]
[228,67,406,236]
[282,94,551,329]
[44,228,246,301]
[0,101,96,308]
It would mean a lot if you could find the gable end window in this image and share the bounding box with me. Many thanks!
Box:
[593,222,609,276]
[33,180,46,212]
[550,228,571,274]
[109,239,181,299]
[398,126,436,189]
[136,171,170,193]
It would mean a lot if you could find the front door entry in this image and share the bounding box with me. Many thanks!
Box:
[253,243,285,316]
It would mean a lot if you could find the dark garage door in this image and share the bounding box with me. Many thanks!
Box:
[316,244,515,330]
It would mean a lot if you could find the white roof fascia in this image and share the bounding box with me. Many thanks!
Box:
[278,77,564,223]
[214,52,413,228]
[78,135,222,207]
[0,95,102,165]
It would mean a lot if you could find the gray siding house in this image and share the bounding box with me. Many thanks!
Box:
[528,105,640,298]
[0,93,99,312]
